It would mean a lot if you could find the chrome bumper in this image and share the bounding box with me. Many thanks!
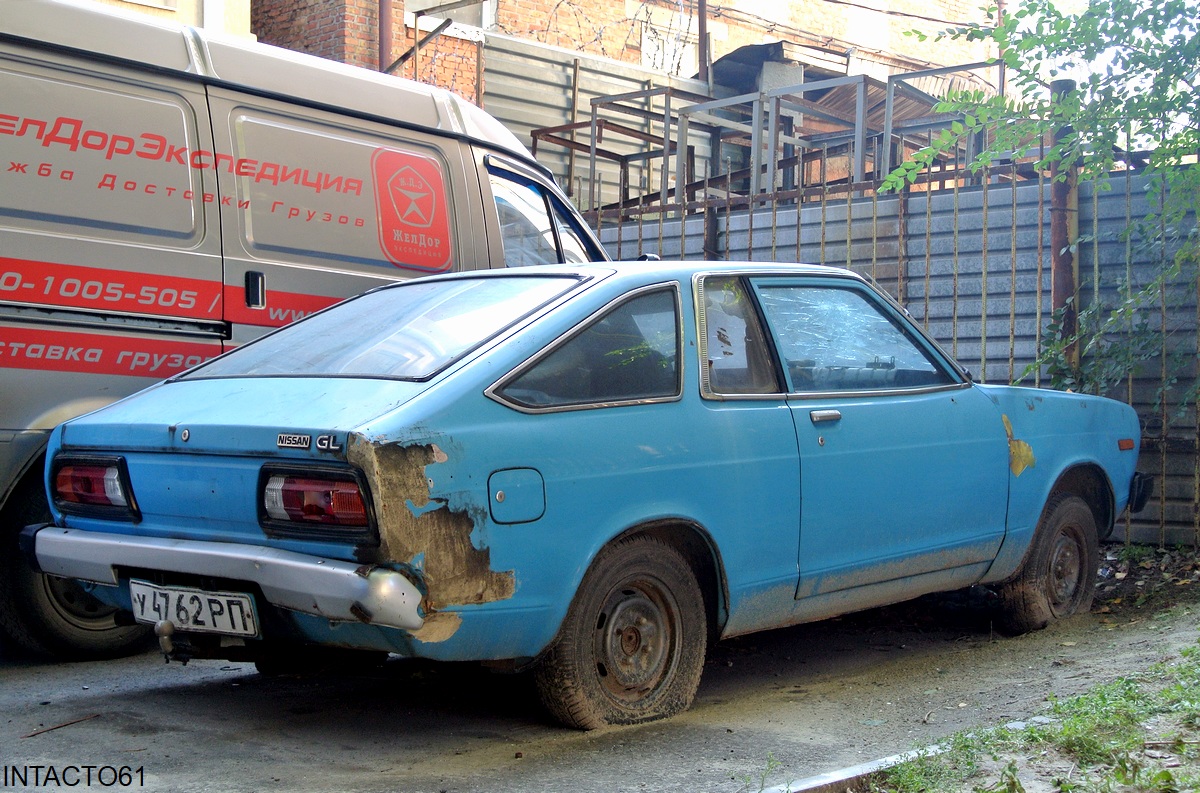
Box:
[25,526,424,631]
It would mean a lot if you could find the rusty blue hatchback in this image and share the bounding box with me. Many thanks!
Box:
[25,262,1151,728]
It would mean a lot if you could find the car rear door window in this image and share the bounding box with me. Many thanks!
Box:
[701,276,780,395]
[753,283,954,392]
[497,287,680,409]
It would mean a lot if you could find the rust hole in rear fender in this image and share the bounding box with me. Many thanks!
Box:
[347,436,515,630]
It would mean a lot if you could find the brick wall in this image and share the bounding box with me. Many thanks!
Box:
[253,0,352,61]
[252,0,997,105]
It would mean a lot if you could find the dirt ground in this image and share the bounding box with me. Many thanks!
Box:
[3,541,1199,793]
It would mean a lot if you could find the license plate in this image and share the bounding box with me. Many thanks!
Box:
[129,579,260,638]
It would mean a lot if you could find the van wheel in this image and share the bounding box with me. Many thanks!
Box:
[534,535,706,729]
[0,475,149,659]
[997,493,1099,635]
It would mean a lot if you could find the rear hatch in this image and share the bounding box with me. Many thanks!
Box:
[53,376,425,553]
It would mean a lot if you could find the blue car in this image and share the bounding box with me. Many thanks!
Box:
[25,262,1151,728]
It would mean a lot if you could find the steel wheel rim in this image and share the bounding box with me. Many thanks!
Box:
[1047,529,1083,613]
[593,579,679,705]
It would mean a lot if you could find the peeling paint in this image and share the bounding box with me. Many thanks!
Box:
[347,434,515,642]
[1002,415,1036,477]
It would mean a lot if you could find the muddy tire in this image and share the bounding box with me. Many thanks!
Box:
[0,474,149,659]
[997,493,1099,635]
[534,534,707,729]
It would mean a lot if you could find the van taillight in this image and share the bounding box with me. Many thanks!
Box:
[264,474,368,526]
[51,457,139,520]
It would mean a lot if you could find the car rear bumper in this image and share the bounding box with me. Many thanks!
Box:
[22,525,424,632]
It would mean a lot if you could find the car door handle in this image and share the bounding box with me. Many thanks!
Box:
[809,409,842,424]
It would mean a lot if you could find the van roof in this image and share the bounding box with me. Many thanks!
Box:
[1,0,533,163]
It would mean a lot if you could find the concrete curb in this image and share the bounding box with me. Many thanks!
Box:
[766,745,947,793]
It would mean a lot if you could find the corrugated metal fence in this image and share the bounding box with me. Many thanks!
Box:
[595,170,1196,546]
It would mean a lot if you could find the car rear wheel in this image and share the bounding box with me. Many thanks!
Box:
[534,534,707,729]
[997,493,1099,634]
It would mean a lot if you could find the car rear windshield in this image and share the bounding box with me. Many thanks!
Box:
[183,275,583,381]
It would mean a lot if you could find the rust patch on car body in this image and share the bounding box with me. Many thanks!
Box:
[410,611,463,643]
[347,435,515,637]
[1002,414,1036,477]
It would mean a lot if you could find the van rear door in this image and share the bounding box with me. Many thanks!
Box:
[0,50,224,427]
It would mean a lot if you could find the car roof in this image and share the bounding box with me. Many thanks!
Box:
[402,260,869,289]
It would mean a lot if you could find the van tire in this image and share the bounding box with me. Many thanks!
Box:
[0,475,149,659]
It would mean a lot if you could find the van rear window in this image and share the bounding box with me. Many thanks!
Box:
[183,276,582,381]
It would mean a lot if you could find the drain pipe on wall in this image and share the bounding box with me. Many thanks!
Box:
[379,0,393,73]
[1049,78,1079,369]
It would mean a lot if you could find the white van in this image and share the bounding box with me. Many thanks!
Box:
[0,0,606,657]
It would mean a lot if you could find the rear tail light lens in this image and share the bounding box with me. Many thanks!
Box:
[260,467,375,544]
[265,475,367,525]
[51,457,139,520]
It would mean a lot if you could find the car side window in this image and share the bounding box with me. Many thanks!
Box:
[753,283,953,392]
[488,168,603,266]
[499,288,680,409]
[702,276,780,395]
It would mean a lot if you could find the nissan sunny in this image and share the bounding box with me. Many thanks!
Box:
[24,262,1151,728]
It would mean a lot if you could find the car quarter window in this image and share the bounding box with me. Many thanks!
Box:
[488,168,602,266]
[752,281,954,392]
[701,276,781,395]
[497,287,680,409]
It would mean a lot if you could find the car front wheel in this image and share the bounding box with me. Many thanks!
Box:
[534,534,707,729]
[997,493,1099,634]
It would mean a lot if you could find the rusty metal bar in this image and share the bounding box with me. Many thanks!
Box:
[1009,176,1017,381]
[795,156,803,262]
[981,165,990,382]
[952,158,960,359]
[1035,138,1045,387]
[870,192,878,285]
[819,144,828,263]
[1159,174,1168,546]
[567,59,580,196]
[844,180,852,269]
[923,169,932,329]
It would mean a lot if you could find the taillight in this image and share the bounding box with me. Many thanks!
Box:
[265,475,367,525]
[51,457,139,520]
[260,467,375,544]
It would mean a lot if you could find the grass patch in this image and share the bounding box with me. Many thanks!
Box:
[867,643,1200,792]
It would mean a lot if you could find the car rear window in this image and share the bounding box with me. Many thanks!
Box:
[184,275,583,381]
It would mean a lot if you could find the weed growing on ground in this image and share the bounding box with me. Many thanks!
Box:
[866,642,1200,792]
